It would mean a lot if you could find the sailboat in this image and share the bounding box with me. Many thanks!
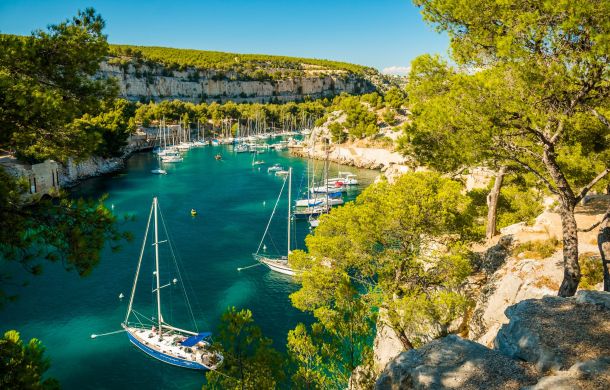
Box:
[122,197,223,370]
[253,168,296,276]
[151,125,168,174]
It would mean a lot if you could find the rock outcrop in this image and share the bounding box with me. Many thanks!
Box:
[495,292,610,372]
[58,155,125,187]
[98,62,376,103]
[375,335,537,389]
[375,291,610,390]
[524,357,610,390]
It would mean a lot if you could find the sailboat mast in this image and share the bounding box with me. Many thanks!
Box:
[153,197,162,332]
[287,167,292,254]
[325,139,330,213]
[124,201,154,324]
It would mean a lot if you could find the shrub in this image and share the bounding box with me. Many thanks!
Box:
[579,253,604,289]
[512,238,562,259]
[329,122,347,143]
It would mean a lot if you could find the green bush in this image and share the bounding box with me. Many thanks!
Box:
[512,238,562,259]
[579,253,604,288]
[329,122,347,143]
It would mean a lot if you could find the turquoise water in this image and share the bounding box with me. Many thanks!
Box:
[1,145,378,389]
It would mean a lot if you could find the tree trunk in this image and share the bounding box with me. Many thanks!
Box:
[486,166,507,240]
[598,210,610,292]
[397,332,414,350]
[542,142,581,297]
[558,203,581,296]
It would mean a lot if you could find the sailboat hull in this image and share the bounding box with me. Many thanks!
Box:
[126,331,208,370]
[254,255,296,276]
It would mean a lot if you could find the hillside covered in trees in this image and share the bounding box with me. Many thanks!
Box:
[109,44,376,77]
[99,44,393,104]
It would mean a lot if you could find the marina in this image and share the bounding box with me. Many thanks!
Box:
[1,143,377,389]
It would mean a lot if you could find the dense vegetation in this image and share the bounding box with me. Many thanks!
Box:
[108,44,375,81]
[3,0,609,388]
[0,330,58,389]
[132,99,326,131]
[1,10,130,387]
[405,0,610,296]
[130,87,406,143]
[315,89,406,142]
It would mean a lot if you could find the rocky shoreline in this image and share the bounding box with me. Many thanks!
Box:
[59,140,151,188]
[290,143,412,183]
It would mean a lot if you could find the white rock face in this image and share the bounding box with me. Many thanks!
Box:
[469,250,563,347]
[59,156,124,187]
[293,141,408,171]
[98,62,374,103]
[373,321,405,372]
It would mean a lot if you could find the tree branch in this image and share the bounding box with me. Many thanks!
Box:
[550,119,565,144]
[591,108,610,129]
[578,205,610,232]
[576,168,610,203]
[498,152,558,195]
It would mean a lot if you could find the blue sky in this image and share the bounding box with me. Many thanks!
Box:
[0,0,449,73]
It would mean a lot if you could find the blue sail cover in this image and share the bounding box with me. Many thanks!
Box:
[328,191,342,198]
[181,332,212,347]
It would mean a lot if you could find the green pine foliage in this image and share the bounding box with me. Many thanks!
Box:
[204,307,284,390]
[410,0,610,296]
[0,330,59,390]
[109,44,375,80]
[287,172,478,387]
[0,10,118,163]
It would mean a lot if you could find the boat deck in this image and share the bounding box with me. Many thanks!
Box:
[126,327,221,370]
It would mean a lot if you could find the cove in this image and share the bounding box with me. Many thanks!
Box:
[0,145,378,389]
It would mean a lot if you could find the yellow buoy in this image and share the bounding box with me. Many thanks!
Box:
[191,209,197,216]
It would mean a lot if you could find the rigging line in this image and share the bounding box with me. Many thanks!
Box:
[237,262,262,271]
[268,233,281,255]
[158,204,199,333]
[132,310,153,327]
[157,205,204,323]
[124,201,154,324]
[172,247,199,333]
[256,174,288,254]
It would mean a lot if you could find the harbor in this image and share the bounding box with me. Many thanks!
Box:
[1,143,378,389]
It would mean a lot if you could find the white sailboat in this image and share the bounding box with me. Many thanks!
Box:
[253,168,296,276]
[122,197,223,370]
[328,172,359,186]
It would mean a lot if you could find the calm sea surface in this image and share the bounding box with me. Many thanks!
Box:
[1,143,377,389]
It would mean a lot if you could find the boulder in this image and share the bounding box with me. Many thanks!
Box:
[524,357,610,390]
[375,335,536,389]
[495,292,610,371]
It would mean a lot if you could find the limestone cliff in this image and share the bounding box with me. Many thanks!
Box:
[98,61,378,103]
